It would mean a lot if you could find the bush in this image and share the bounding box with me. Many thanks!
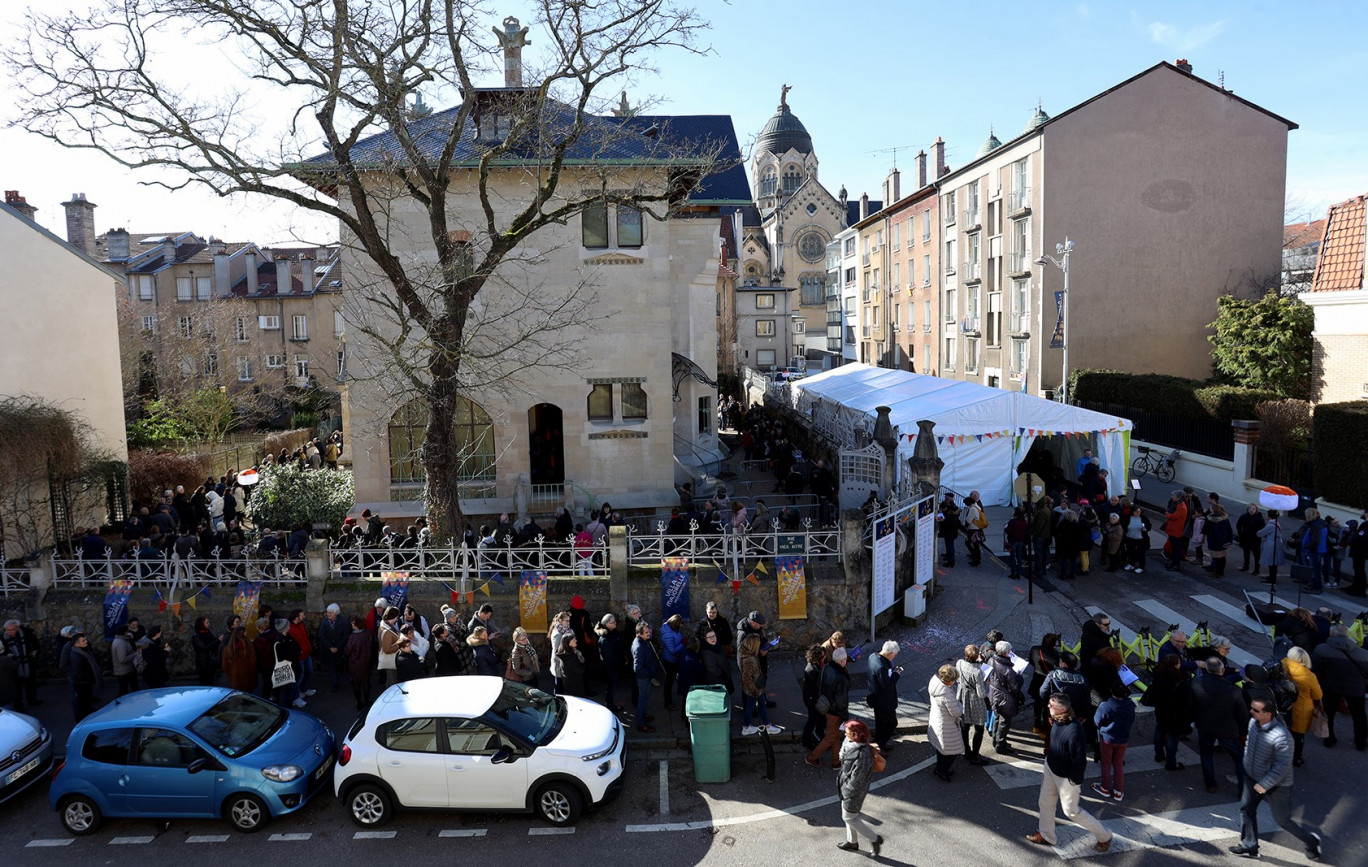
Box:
[290,411,318,431]
[247,463,354,533]
[127,449,210,506]
[1313,402,1368,509]
[1070,369,1279,422]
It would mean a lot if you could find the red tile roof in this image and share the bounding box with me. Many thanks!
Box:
[1284,218,1326,250]
[1309,196,1365,293]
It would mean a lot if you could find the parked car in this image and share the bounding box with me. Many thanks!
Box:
[50,687,335,835]
[0,708,54,806]
[335,676,623,827]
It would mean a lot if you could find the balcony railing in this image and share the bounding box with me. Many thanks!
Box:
[1010,187,1031,213]
[1009,311,1031,334]
[961,316,981,334]
[862,253,871,267]
[1009,251,1032,274]
[963,208,980,228]
[944,209,956,225]
[962,261,982,281]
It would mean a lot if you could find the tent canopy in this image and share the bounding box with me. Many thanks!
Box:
[784,364,1133,505]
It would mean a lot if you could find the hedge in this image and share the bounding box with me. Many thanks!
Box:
[1070,369,1280,422]
[1313,402,1368,509]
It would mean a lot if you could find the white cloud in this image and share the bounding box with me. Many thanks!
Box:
[1147,19,1227,53]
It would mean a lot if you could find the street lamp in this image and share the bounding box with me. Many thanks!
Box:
[1035,237,1076,403]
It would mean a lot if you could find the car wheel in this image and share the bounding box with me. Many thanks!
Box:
[346,783,392,827]
[224,792,270,833]
[535,781,583,826]
[59,795,102,836]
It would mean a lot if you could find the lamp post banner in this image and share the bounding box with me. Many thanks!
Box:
[1049,290,1065,349]
[915,497,936,587]
[873,515,896,614]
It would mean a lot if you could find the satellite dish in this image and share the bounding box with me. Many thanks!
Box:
[1013,472,1046,503]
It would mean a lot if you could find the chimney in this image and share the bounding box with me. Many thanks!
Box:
[1175,58,1193,73]
[106,228,131,261]
[62,193,98,256]
[299,253,315,291]
[859,193,869,221]
[916,150,928,189]
[883,168,901,205]
[496,16,530,88]
[4,190,38,221]
[161,238,176,264]
[211,241,231,297]
[275,254,293,295]
[245,249,259,294]
[933,137,948,179]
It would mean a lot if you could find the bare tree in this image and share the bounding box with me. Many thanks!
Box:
[9,0,731,538]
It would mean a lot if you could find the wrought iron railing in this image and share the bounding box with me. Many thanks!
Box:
[626,522,840,567]
[331,539,608,581]
[52,553,306,588]
[0,568,31,597]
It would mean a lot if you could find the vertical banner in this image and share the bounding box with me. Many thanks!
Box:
[102,579,135,639]
[660,557,691,622]
[775,555,807,620]
[872,515,896,614]
[915,497,936,587]
[380,571,410,614]
[1049,290,1065,349]
[519,570,548,633]
[233,581,262,639]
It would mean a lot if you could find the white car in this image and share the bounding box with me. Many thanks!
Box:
[334,676,623,826]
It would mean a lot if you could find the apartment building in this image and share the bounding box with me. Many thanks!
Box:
[1301,194,1368,404]
[937,61,1294,398]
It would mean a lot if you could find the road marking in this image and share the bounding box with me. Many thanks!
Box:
[528,827,575,836]
[186,835,230,843]
[626,756,936,832]
[110,836,155,844]
[1054,800,1278,860]
[268,833,312,842]
[354,831,396,839]
[438,829,488,838]
[1132,599,1260,668]
[659,759,670,816]
[26,840,73,848]
[1191,594,1276,641]
[983,742,1201,791]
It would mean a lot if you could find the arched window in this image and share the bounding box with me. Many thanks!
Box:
[781,165,802,194]
[799,273,826,306]
[388,396,496,497]
[759,167,777,198]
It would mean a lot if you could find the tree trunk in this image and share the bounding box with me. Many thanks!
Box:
[422,370,465,544]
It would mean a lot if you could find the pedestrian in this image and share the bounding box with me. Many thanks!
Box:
[1310,622,1368,750]
[1257,510,1286,585]
[937,493,961,567]
[806,646,851,769]
[1163,489,1190,571]
[1204,504,1233,576]
[834,719,883,856]
[986,640,1024,756]
[67,632,103,721]
[1228,698,1323,860]
[0,620,41,709]
[660,614,686,710]
[1190,656,1248,794]
[695,601,733,658]
[376,606,402,688]
[1102,512,1124,571]
[140,625,171,688]
[318,603,350,693]
[928,664,965,782]
[1237,504,1266,575]
[343,616,373,710]
[1122,503,1151,572]
[221,625,256,692]
[800,644,827,752]
[1282,645,1323,767]
[963,492,986,566]
[110,624,139,696]
[1005,507,1029,579]
[287,609,316,698]
[191,615,219,686]
[1347,516,1368,597]
[467,625,498,676]
[1027,634,1060,735]
[632,621,662,733]
[594,616,623,708]
[556,633,586,697]
[739,633,781,735]
[737,610,775,708]
[955,644,990,765]
[1026,694,1113,852]
[547,610,574,694]
[866,640,902,750]
[1092,682,1135,802]
[508,626,541,685]
[1031,496,1054,577]
[1053,509,1081,580]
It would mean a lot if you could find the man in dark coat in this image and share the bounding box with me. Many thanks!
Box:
[0,620,41,709]
[1027,694,1112,851]
[937,493,962,567]
[1079,612,1112,665]
[867,641,903,750]
[1311,623,1368,750]
[737,610,773,706]
[1189,657,1248,794]
[986,640,1024,756]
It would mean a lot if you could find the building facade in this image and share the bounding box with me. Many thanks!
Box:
[1302,194,1367,405]
[936,61,1294,398]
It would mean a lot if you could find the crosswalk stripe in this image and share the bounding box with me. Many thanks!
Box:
[354,831,396,840]
[186,835,230,843]
[1132,599,1260,668]
[25,840,73,848]
[983,743,1200,791]
[268,833,312,842]
[1192,593,1276,639]
[528,827,575,836]
[109,836,155,844]
[1054,800,1279,860]
[438,829,489,838]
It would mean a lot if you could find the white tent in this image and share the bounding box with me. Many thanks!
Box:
[782,364,1133,505]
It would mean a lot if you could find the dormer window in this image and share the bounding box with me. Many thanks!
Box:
[478,112,512,142]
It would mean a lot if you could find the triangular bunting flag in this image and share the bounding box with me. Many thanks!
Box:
[451,590,459,606]
[732,579,741,594]
[201,588,211,601]
[158,599,167,612]
[754,561,769,575]
[186,594,197,610]
[466,591,475,604]
[479,583,491,597]
[171,602,182,617]
[746,572,759,585]
[490,573,505,586]
[975,434,983,442]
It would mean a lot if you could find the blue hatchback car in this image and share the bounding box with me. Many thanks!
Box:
[50,687,335,835]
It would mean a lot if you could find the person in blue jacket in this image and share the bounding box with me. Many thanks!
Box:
[632,622,663,733]
[1092,682,1135,802]
[660,614,686,710]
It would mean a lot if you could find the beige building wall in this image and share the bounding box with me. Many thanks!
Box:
[1043,65,1290,387]
[342,166,720,515]
[1303,290,1368,404]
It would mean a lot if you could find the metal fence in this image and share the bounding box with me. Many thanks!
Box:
[1076,400,1234,460]
[331,540,608,581]
[52,554,306,588]
[0,568,31,597]
[625,525,840,568]
[1254,448,1312,489]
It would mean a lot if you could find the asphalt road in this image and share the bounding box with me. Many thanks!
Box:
[4,547,1366,865]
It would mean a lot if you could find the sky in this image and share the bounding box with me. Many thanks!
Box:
[2,0,1364,246]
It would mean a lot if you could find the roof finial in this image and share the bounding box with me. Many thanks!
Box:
[495,16,530,88]
[780,83,791,108]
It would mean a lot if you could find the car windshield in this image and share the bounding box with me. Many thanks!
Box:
[483,681,565,746]
[187,692,286,757]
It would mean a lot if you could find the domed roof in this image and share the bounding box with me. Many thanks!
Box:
[1023,104,1050,134]
[975,129,1002,158]
[757,102,814,156]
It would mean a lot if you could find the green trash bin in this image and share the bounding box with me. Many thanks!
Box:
[685,684,732,783]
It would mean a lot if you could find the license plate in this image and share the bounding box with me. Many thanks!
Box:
[313,755,334,780]
[5,756,39,786]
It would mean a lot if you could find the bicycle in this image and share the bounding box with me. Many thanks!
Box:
[1130,445,1179,483]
